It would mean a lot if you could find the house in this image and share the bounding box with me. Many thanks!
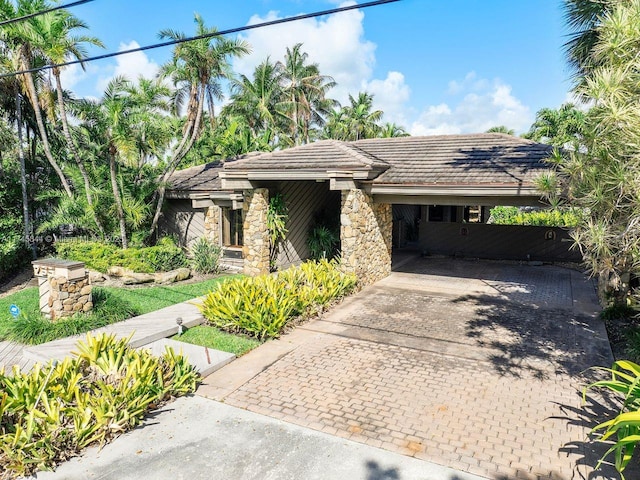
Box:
[162,133,579,285]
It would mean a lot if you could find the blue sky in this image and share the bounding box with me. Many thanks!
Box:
[61,0,572,135]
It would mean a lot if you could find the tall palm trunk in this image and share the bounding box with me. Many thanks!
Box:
[53,68,106,238]
[108,146,128,249]
[148,83,206,238]
[19,51,72,197]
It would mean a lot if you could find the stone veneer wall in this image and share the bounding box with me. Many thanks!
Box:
[242,188,270,276]
[47,275,92,320]
[204,205,220,245]
[341,189,392,286]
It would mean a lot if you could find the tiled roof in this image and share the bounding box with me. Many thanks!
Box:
[167,134,553,192]
[223,140,390,171]
[353,134,553,185]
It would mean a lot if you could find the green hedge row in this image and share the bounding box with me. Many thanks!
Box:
[489,206,581,227]
[55,238,187,273]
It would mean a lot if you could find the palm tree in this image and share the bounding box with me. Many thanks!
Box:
[563,0,613,79]
[277,43,337,145]
[0,0,73,197]
[150,14,250,237]
[380,122,410,138]
[486,125,515,135]
[343,92,384,141]
[34,8,106,235]
[524,103,586,147]
[227,58,287,139]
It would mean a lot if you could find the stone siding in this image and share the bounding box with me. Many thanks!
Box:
[243,188,270,276]
[46,275,92,321]
[340,189,392,285]
[204,206,220,245]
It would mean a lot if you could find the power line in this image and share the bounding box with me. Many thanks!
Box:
[0,0,96,28]
[0,0,400,79]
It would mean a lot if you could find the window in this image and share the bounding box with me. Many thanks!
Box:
[222,208,243,247]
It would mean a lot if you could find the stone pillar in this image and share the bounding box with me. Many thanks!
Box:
[204,206,221,245]
[32,259,92,321]
[242,188,270,276]
[340,189,392,286]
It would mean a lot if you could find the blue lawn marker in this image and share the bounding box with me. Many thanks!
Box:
[9,304,20,318]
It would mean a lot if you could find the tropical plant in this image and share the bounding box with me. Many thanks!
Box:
[308,225,340,260]
[380,122,410,138]
[538,0,640,305]
[584,360,640,478]
[149,14,250,237]
[198,260,357,340]
[486,125,515,135]
[0,333,198,478]
[190,236,221,274]
[266,193,288,270]
[323,92,385,141]
[524,103,587,147]
[488,206,582,227]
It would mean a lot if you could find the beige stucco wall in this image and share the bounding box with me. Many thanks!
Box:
[340,189,392,286]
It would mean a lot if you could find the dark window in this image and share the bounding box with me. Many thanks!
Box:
[222,208,243,247]
[428,205,444,222]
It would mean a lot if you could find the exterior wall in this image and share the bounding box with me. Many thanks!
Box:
[341,189,392,285]
[243,188,270,276]
[159,199,205,249]
[204,206,220,245]
[276,181,339,268]
[418,222,581,262]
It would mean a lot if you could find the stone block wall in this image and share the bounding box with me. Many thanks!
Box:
[341,189,392,286]
[243,188,270,276]
[47,275,93,320]
[204,205,221,245]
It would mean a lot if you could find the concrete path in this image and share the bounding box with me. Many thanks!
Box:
[199,257,623,480]
[34,395,483,480]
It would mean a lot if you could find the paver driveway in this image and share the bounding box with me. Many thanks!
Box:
[199,257,622,480]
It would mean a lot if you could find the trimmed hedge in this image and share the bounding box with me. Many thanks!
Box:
[55,238,187,273]
[489,206,581,227]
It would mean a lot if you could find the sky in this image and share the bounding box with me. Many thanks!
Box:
[59,0,573,136]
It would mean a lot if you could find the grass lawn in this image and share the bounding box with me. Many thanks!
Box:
[172,325,260,356]
[0,276,235,345]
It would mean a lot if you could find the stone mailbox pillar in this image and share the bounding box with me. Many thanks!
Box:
[32,259,92,320]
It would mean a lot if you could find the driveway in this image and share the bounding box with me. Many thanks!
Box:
[200,257,620,480]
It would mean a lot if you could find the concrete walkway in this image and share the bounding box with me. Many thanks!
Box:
[35,395,482,480]
[199,258,622,480]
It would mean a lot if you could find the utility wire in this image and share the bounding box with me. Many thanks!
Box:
[0,0,96,28]
[0,0,400,79]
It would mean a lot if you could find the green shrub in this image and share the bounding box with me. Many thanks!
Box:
[308,225,340,260]
[489,206,582,227]
[0,333,198,478]
[0,234,30,283]
[199,259,357,340]
[190,237,221,274]
[584,361,640,478]
[55,238,187,273]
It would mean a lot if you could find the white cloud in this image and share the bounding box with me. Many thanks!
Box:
[410,74,532,136]
[234,3,376,106]
[364,71,411,125]
[96,41,160,93]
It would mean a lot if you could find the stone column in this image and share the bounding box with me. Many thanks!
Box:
[340,189,392,286]
[242,188,270,276]
[204,206,221,245]
[32,259,92,321]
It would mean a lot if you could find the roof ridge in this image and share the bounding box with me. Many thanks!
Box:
[334,141,389,168]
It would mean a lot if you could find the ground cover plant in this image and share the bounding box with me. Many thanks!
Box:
[55,237,187,274]
[0,333,199,478]
[0,277,230,344]
[172,325,259,356]
[199,259,357,340]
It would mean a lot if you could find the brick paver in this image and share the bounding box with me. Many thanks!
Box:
[215,258,622,480]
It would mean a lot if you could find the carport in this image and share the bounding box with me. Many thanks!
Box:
[166,133,571,284]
